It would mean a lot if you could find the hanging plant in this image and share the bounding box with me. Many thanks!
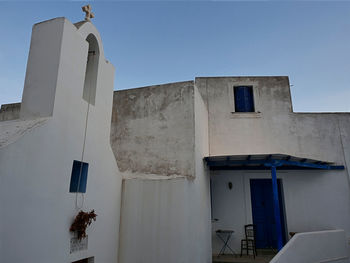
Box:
[70,210,97,240]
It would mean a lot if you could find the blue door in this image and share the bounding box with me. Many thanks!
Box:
[250,179,286,249]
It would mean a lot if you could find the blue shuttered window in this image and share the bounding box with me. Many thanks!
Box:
[69,160,89,193]
[234,86,255,112]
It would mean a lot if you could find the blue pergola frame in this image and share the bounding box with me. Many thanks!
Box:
[205,157,345,170]
[204,154,345,251]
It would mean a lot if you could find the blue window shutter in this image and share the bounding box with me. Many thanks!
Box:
[69,160,89,193]
[234,86,255,112]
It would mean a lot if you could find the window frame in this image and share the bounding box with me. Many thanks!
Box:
[233,85,255,113]
[69,160,89,193]
[228,82,261,118]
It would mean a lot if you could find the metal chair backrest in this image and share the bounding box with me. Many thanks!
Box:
[245,224,256,240]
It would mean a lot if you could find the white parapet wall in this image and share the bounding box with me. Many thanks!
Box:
[270,230,349,263]
[0,18,122,262]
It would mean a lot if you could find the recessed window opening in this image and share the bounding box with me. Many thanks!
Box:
[69,160,89,193]
[83,34,99,105]
[234,86,255,112]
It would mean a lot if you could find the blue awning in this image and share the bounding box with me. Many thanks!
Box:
[204,154,344,170]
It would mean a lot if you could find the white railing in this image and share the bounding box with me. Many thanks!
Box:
[270,230,349,263]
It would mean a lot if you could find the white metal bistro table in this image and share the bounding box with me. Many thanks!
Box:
[216,229,236,257]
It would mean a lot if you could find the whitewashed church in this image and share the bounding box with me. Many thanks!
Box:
[1,9,350,263]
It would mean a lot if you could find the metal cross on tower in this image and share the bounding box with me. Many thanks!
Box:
[82,5,94,21]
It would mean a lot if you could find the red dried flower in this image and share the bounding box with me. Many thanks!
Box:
[70,210,97,240]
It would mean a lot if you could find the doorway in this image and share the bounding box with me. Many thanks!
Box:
[250,179,286,249]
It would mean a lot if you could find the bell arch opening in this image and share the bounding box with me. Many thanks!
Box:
[83,34,100,105]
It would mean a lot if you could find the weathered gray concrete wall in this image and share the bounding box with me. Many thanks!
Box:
[195,76,350,164]
[111,81,195,179]
[0,103,21,121]
[116,86,212,263]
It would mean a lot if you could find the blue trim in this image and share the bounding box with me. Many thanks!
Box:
[271,166,283,251]
[209,166,342,171]
[204,157,344,170]
[234,86,255,112]
[69,160,89,193]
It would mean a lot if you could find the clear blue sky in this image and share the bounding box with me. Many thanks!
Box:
[1,1,349,112]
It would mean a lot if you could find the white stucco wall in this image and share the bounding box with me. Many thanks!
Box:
[118,176,212,263]
[116,86,212,263]
[211,169,350,255]
[270,230,349,263]
[0,18,122,263]
[195,76,350,256]
[193,85,211,261]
